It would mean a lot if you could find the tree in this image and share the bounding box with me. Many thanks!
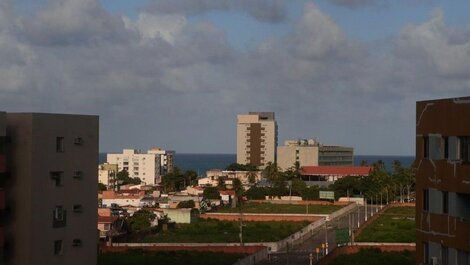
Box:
[126,209,156,232]
[116,169,141,185]
[177,200,196,208]
[98,182,107,192]
[225,163,257,171]
[203,187,221,200]
[247,172,257,185]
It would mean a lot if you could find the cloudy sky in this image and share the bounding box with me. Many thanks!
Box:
[3,0,470,155]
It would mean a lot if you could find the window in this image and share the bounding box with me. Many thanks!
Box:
[54,240,63,255]
[423,136,429,158]
[423,189,429,211]
[444,137,449,159]
[443,191,449,214]
[53,206,66,228]
[423,242,429,265]
[50,171,64,187]
[56,137,64,152]
[460,137,470,163]
[442,245,449,265]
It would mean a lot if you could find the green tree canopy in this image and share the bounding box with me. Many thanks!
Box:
[203,187,221,200]
[225,163,257,171]
[126,209,156,232]
[177,200,196,208]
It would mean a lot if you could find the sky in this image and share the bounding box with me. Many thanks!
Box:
[3,0,470,155]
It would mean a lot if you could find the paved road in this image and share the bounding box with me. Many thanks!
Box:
[258,204,383,265]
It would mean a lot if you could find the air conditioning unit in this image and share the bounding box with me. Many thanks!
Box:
[74,137,83,145]
[430,257,439,265]
[73,171,83,179]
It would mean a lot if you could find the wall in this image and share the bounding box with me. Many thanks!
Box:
[200,213,323,222]
[316,243,416,265]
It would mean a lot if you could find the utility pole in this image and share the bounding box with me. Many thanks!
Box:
[324,218,328,255]
[365,197,368,221]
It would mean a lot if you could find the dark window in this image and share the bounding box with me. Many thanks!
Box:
[423,242,429,265]
[444,137,449,159]
[460,137,470,163]
[74,137,83,145]
[423,189,429,211]
[54,240,63,255]
[443,191,449,214]
[424,136,429,158]
[442,245,449,265]
[53,206,67,228]
[56,137,64,152]
[50,171,64,187]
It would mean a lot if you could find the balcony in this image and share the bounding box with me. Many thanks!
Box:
[418,212,470,249]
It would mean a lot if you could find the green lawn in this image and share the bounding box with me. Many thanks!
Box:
[98,250,245,265]
[330,249,415,265]
[356,207,415,242]
[141,219,310,243]
[216,202,343,214]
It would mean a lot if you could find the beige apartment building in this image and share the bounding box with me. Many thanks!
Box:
[237,112,277,168]
[107,148,174,185]
[2,112,98,265]
[277,138,353,171]
[98,163,118,189]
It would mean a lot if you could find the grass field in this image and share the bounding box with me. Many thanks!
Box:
[356,207,415,242]
[98,250,245,265]
[216,202,343,214]
[330,248,415,265]
[141,219,310,243]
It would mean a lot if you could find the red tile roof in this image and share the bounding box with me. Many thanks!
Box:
[300,166,372,176]
[98,216,118,224]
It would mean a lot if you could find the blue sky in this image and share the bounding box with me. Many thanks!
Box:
[4,0,470,155]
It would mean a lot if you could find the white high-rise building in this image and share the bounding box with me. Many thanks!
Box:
[148,148,175,175]
[107,149,162,185]
[237,112,277,168]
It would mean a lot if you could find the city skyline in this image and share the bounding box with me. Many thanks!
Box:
[2,1,470,155]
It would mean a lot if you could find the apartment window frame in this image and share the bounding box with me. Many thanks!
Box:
[73,171,83,179]
[424,136,429,158]
[50,171,64,187]
[460,136,470,163]
[423,242,429,265]
[53,205,67,228]
[54,240,63,255]
[56,137,65,153]
[442,191,449,214]
[423,189,429,212]
[72,239,82,247]
[444,137,449,159]
[442,245,449,265]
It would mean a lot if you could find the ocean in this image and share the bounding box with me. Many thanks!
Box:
[99,153,415,175]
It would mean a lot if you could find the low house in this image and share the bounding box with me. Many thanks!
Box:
[102,190,146,207]
[163,208,199,224]
[97,209,127,239]
[206,169,262,185]
[219,190,236,205]
[300,166,373,187]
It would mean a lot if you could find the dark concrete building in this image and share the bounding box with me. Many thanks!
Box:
[416,97,470,265]
[0,113,98,265]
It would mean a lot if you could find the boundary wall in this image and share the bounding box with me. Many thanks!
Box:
[316,243,416,265]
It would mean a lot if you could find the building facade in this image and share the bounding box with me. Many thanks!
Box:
[277,139,353,171]
[2,113,98,265]
[416,97,470,265]
[237,112,277,168]
[107,149,162,185]
[148,148,175,175]
[98,163,118,189]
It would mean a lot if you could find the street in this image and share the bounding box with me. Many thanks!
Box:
[258,204,383,265]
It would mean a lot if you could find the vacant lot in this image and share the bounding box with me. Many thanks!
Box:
[216,202,343,214]
[99,250,245,265]
[330,248,415,265]
[356,207,415,242]
[141,219,310,243]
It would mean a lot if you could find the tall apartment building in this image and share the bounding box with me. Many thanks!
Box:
[416,97,470,265]
[107,149,162,185]
[98,163,118,189]
[277,138,353,171]
[237,112,277,168]
[1,113,98,265]
[148,148,175,175]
